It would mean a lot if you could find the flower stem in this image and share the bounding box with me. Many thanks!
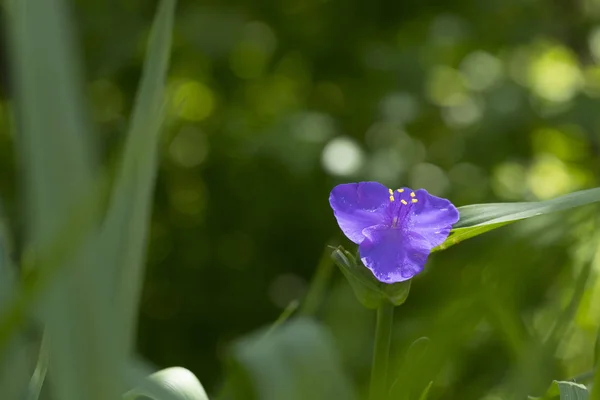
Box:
[369,301,394,400]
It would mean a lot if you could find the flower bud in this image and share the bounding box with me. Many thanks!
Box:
[330,246,411,309]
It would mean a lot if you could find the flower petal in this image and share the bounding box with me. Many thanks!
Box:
[407,189,459,247]
[329,182,391,244]
[359,225,430,283]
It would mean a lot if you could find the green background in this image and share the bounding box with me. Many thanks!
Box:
[3,0,600,398]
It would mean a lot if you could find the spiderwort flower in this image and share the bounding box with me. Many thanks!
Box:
[329,181,459,283]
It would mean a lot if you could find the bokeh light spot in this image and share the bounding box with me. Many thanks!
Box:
[527,154,587,200]
[589,25,600,63]
[426,66,468,107]
[441,95,483,129]
[460,51,503,91]
[379,92,419,124]
[321,136,364,176]
[530,127,588,161]
[492,162,527,200]
[528,45,582,102]
[171,80,215,121]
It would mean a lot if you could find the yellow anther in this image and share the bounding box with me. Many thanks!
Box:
[389,195,395,202]
[397,189,404,193]
[388,188,394,195]
[401,199,408,205]
[412,198,418,203]
[410,192,415,197]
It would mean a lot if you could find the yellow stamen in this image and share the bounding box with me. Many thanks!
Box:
[389,196,395,202]
[412,198,418,203]
[388,188,394,195]
[401,199,408,205]
[410,192,415,197]
[397,189,404,193]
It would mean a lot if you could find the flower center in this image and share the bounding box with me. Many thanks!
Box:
[388,188,418,228]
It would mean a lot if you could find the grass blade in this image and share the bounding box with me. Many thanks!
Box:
[8,0,122,398]
[0,202,31,400]
[100,0,175,354]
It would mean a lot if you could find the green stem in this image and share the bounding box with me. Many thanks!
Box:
[369,301,394,400]
[299,245,335,316]
[263,299,299,339]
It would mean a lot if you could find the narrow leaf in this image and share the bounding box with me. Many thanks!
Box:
[434,187,600,251]
[389,337,431,400]
[8,0,121,397]
[0,202,31,400]
[100,0,175,354]
[418,381,433,400]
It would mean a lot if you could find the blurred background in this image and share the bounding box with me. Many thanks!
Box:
[3,0,600,398]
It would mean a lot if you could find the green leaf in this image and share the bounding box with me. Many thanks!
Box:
[225,317,357,400]
[418,381,433,400]
[8,0,122,398]
[530,380,589,399]
[0,204,31,400]
[434,187,600,251]
[124,359,209,400]
[389,337,431,400]
[26,331,48,400]
[99,0,175,354]
[0,177,110,355]
[331,246,410,309]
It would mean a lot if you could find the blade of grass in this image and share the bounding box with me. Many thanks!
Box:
[26,330,48,400]
[99,0,175,355]
[0,201,32,400]
[299,244,336,316]
[0,175,109,355]
[8,0,122,397]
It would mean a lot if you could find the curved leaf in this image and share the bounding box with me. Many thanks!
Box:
[124,364,208,400]
[530,380,588,399]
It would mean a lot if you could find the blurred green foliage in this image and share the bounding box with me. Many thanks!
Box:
[3,0,600,398]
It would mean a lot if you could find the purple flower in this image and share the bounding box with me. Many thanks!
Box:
[329,182,459,283]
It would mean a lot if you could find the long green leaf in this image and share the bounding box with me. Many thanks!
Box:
[0,176,109,355]
[435,187,600,251]
[8,0,122,398]
[100,0,175,354]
